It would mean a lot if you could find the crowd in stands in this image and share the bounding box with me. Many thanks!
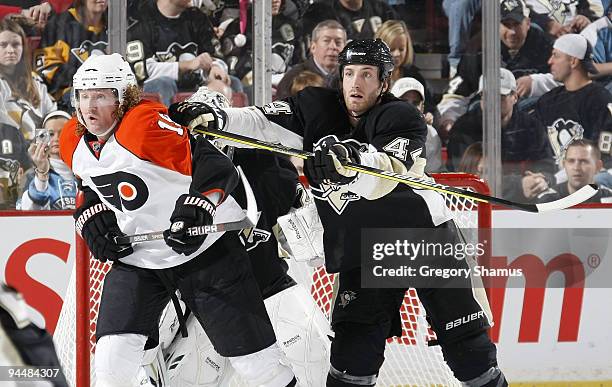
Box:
[2,0,612,210]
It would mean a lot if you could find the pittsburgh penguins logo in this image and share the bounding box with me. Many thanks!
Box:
[310,136,365,215]
[155,42,198,63]
[547,118,584,164]
[239,227,271,251]
[70,40,108,64]
[338,291,357,308]
[91,172,149,212]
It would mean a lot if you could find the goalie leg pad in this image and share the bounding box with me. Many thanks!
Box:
[264,284,332,386]
[95,333,149,387]
[228,343,295,387]
[165,314,233,387]
[439,331,500,383]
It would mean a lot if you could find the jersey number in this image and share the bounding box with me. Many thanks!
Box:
[600,131,612,155]
[383,137,410,161]
[158,113,184,136]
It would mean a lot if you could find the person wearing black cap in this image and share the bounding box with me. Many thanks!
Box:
[437,0,555,136]
[168,39,507,387]
[534,33,612,188]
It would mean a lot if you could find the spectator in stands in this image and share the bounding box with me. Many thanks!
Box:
[19,110,76,210]
[127,0,221,106]
[458,142,484,176]
[0,124,28,210]
[442,0,481,78]
[534,33,612,188]
[437,0,555,137]
[276,20,346,100]
[0,17,56,141]
[537,139,612,202]
[391,77,443,172]
[0,1,72,29]
[36,0,108,111]
[214,0,304,87]
[374,19,434,113]
[290,70,325,95]
[581,8,612,83]
[302,0,397,41]
[525,0,603,38]
[447,68,554,201]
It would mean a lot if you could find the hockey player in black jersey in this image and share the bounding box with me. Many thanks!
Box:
[168,39,507,387]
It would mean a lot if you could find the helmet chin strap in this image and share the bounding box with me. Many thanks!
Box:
[93,119,118,139]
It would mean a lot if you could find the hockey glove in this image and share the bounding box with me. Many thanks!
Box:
[168,101,226,132]
[164,193,216,255]
[304,140,361,185]
[74,203,133,262]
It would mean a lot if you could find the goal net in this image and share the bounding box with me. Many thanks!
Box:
[54,173,491,387]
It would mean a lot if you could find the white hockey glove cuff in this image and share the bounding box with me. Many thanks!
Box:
[276,196,325,266]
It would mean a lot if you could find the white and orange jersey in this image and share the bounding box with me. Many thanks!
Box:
[60,100,243,269]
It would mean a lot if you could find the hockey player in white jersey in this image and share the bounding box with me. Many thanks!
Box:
[60,54,296,387]
[142,89,332,387]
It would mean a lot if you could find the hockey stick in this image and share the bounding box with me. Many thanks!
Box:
[193,127,598,213]
[115,166,259,245]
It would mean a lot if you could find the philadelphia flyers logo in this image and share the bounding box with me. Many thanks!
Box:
[91,172,149,212]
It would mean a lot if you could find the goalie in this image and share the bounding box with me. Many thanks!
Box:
[167,40,508,387]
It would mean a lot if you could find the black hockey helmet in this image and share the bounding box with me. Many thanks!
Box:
[338,39,394,82]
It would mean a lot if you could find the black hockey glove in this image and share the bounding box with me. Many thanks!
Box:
[304,140,361,185]
[163,193,216,255]
[168,101,226,132]
[74,203,133,262]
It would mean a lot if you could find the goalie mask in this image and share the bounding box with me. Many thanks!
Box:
[71,53,137,128]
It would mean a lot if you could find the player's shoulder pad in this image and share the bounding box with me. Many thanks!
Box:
[115,100,172,138]
[373,98,425,124]
[284,86,342,117]
[59,117,82,170]
[115,100,192,176]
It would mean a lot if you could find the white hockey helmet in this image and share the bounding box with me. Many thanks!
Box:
[71,53,137,125]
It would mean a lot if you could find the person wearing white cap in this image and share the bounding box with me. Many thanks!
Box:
[391,77,443,172]
[534,33,612,188]
[447,68,556,201]
[19,110,77,210]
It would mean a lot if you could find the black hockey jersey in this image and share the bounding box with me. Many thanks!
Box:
[214,4,302,80]
[35,8,108,102]
[127,0,217,88]
[533,82,612,168]
[224,87,452,273]
[231,149,299,298]
[303,0,396,41]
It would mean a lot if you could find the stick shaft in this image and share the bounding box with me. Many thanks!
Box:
[195,127,598,213]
